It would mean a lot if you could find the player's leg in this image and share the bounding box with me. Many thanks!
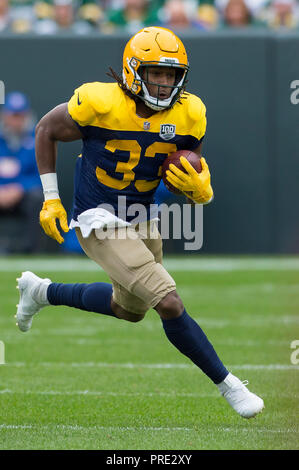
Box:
[15,225,152,331]
[66,222,232,388]
[152,282,230,388]
[111,301,145,322]
[155,290,229,384]
[110,282,147,322]
[15,223,264,418]
[46,225,151,322]
[141,223,264,418]
[154,290,264,418]
[143,224,229,383]
[15,269,145,332]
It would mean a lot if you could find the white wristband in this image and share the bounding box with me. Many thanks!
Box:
[40,173,60,200]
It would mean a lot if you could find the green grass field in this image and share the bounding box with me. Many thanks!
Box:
[0,255,298,450]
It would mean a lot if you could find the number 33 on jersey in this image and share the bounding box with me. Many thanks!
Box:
[68,81,206,222]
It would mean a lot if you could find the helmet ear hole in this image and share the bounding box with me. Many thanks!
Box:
[138,66,146,79]
[175,69,184,85]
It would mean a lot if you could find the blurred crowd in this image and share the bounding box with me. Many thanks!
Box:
[0,91,53,253]
[0,0,299,35]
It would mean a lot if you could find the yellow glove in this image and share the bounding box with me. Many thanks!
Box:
[166,156,214,204]
[39,199,69,244]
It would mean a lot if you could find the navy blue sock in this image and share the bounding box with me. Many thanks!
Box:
[162,309,228,384]
[47,282,116,317]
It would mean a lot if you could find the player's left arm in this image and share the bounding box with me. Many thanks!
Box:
[166,141,214,205]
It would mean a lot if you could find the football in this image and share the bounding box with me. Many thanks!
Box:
[162,150,202,195]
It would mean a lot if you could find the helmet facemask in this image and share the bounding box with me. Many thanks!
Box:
[123,57,189,111]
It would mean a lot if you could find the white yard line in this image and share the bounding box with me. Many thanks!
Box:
[0,424,193,432]
[0,424,296,434]
[0,389,216,398]
[1,256,299,272]
[0,389,297,400]
[3,362,299,370]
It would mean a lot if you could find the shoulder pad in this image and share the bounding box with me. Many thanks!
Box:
[68,82,118,127]
[186,93,206,123]
[183,93,207,141]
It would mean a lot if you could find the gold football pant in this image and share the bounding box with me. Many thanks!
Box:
[75,221,176,315]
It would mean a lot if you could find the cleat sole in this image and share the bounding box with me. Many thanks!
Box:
[243,404,265,419]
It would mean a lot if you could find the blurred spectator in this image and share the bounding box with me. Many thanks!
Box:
[215,0,268,17]
[159,0,195,29]
[9,0,36,34]
[257,0,299,28]
[193,2,220,29]
[221,0,252,26]
[103,0,161,34]
[35,0,96,34]
[53,0,76,27]
[34,1,55,20]
[0,0,10,32]
[0,92,44,253]
[215,0,271,26]
[78,0,103,27]
[159,0,219,31]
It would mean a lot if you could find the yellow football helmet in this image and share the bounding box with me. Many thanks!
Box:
[122,26,189,111]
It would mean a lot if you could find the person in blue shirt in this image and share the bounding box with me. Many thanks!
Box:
[0,91,44,253]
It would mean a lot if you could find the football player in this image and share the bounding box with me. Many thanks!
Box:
[16,27,264,419]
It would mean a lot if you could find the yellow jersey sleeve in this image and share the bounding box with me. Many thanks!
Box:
[187,94,207,143]
[68,82,116,127]
[68,83,96,127]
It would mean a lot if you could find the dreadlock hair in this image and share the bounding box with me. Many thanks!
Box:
[107,67,139,103]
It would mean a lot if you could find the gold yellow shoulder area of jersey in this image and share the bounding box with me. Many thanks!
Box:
[183,93,206,123]
[80,82,121,115]
[68,81,123,127]
[88,82,122,114]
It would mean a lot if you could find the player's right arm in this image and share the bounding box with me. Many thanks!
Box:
[35,103,83,243]
[35,103,82,173]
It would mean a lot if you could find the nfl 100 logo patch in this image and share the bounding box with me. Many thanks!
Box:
[160,124,176,140]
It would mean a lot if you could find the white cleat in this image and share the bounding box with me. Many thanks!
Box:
[218,373,264,419]
[16,271,51,332]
